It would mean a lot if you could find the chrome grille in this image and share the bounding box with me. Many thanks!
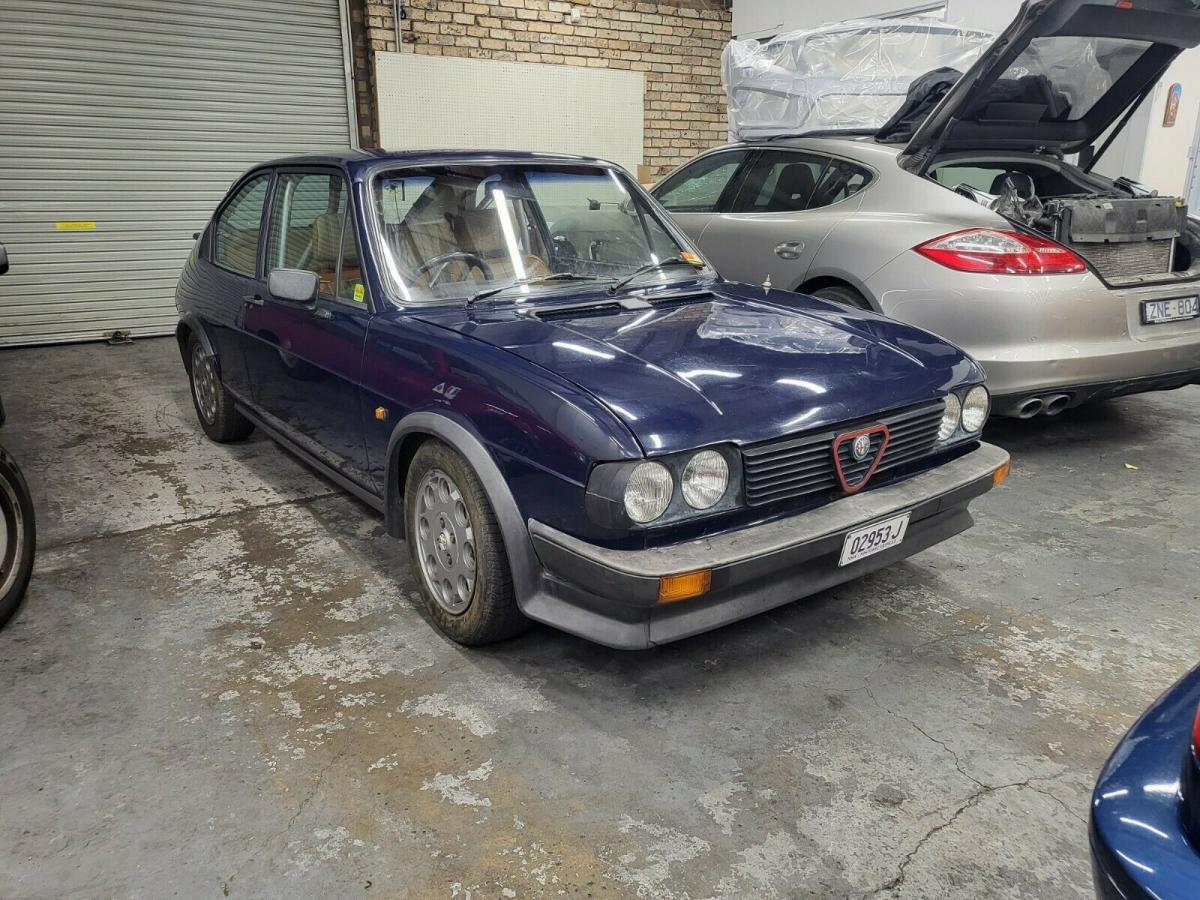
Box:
[742,400,945,507]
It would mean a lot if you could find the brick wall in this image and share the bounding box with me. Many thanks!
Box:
[350,0,731,179]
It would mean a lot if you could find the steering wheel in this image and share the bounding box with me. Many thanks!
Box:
[413,251,492,287]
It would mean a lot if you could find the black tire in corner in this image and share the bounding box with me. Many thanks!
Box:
[186,333,253,443]
[0,447,36,630]
[404,439,528,645]
[811,284,872,311]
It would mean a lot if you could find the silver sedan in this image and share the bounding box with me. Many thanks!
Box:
[654,2,1200,417]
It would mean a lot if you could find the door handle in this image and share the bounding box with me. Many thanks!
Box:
[242,293,263,306]
[774,241,805,260]
[313,307,333,320]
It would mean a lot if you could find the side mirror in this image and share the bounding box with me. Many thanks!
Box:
[0,243,8,277]
[268,268,318,305]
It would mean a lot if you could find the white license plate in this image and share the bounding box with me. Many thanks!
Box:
[839,512,911,567]
[1142,295,1200,325]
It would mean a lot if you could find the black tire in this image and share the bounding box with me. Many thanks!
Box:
[404,440,528,645]
[0,446,36,630]
[811,284,872,311]
[186,334,253,443]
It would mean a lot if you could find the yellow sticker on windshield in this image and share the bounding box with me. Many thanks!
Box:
[681,250,703,267]
[353,284,365,303]
[56,221,96,231]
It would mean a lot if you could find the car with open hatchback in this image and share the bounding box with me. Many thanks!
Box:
[655,1,1200,417]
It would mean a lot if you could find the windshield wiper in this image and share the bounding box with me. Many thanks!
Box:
[606,258,699,295]
[466,273,599,307]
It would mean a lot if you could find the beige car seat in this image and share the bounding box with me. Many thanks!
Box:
[454,208,549,282]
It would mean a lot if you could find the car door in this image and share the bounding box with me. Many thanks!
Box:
[242,168,375,488]
[652,149,753,245]
[696,150,873,292]
[205,171,273,401]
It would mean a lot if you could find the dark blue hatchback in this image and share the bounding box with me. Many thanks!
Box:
[1091,665,1200,899]
[176,149,1008,648]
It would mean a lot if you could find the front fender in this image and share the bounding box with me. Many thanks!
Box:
[383,411,542,606]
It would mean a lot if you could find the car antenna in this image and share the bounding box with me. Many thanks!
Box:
[762,274,772,292]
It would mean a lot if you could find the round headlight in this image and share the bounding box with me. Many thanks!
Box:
[961,385,989,433]
[681,450,729,509]
[937,393,961,441]
[624,461,673,523]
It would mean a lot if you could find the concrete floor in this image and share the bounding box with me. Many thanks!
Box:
[1,337,1197,900]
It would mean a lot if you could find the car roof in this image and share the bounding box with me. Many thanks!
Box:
[257,149,615,177]
[691,136,903,166]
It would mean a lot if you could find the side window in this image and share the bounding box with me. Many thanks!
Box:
[265,172,349,297]
[214,174,269,276]
[654,152,748,213]
[933,165,1023,195]
[809,160,873,209]
[732,150,828,213]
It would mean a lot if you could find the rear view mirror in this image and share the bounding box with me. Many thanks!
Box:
[0,243,8,277]
[268,268,318,305]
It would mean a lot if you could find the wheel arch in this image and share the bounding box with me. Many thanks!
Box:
[383,411,540,603]
[795,274,879,311]
[176,316,216,372]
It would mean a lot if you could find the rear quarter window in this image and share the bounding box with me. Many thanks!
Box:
[213,174,270,276]
[807,159,873,209]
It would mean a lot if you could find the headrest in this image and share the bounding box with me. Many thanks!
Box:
[990,172,1036,199]
[454,208,506,254]
[768,164,816,211]
[311,212,343,268]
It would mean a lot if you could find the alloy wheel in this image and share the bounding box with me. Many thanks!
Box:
[191,343,218,424]
[413,468,477,615]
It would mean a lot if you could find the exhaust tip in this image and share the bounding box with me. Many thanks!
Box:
[1016,397,1044,419]
[1043,394,1071,416]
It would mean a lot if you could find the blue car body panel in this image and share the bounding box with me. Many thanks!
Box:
[1091,665,1200,900]
[416,283,983,454]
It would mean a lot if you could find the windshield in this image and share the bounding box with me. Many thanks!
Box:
[371,163,699,303]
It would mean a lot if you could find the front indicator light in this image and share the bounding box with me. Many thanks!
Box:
[658,569,712,603]
[993,461,1010,487]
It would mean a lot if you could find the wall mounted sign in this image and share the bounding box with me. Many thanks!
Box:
[1164,82,1182,127]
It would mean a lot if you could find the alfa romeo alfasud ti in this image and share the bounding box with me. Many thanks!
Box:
[176,151,1009,648]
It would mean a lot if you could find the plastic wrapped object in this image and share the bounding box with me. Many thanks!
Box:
[723,19,994,141]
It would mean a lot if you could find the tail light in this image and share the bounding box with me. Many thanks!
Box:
[1193,703,1200,758]
[914,228,1087,275]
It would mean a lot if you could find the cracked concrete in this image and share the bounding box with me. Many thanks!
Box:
[1,338,1197,898]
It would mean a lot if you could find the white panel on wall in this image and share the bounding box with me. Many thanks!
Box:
[375,53,645,173]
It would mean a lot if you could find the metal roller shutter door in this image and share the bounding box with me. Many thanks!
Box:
[0,0,355,346]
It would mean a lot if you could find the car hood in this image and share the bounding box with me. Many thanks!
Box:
[901,0,1200,163]
[415,281,983,455]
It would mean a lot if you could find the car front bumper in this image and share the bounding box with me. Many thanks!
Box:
[517,442,1009,649]
[867,257,1200,412]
